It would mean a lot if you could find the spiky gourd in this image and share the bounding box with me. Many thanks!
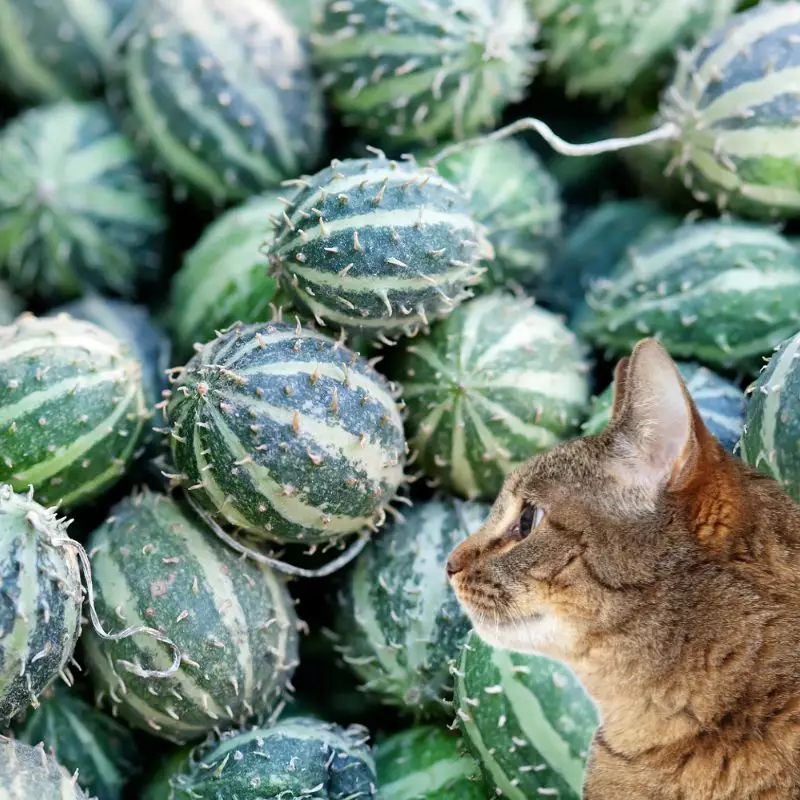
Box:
[0,736,89,800]
[12,682,142,800]
[0,100,167,303]
[454,630,599,800]
[394,292,590,500]
[0,314,147,508]
[164,320,407,546]
[268,156,487,339]
[375,726,488,799]
[583,360,746,452]
[424,138,562,293]
[151,717,377,799]
[532,0,735,100]
[334,497,489,719]
[312,0,539,147]
[0,486,82,724]
[739,330,800,503]
[122,0,325,205]
[171,192,292,357]
[0,0,135,103]
[49,295,171,411]
[543,199,679,320]
[581,220,800,373]
[81,489,300,745]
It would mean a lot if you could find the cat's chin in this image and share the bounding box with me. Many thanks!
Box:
[468,610,575,658]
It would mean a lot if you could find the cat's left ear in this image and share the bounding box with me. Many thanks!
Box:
[606,339,706,492]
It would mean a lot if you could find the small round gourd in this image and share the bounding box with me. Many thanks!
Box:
[0,737,89,800]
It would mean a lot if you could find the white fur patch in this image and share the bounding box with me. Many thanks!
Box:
[472,611,575,658]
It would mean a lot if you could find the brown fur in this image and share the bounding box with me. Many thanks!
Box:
[447,338,800,799]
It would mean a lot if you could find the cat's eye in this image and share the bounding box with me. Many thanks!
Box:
[516,504,545,540]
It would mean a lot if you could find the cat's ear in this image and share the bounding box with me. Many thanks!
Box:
[609,356,630,420]
[607,339,700,490]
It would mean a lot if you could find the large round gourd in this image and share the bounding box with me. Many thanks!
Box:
[739,330,800,503]
[0,486,82,724]
[334,496,488,720]
[164,320,406,545]
[454,630,599,800]
[0,100,167,303]
[0,0,135,103]
[156,717,377,799]
[122,0,325,205]
[0,314,147,508]
[375,726,488,800]
[580,220,800,373]
[0,737,89,800]
[171,192,291,356]
[394,292,590,500]
[81,489,300,745]
[268,156,487,339]
[313,0,539,147]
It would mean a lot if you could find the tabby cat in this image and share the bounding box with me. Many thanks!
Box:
[447,338,800,798]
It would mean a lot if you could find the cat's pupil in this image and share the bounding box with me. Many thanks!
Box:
[519,505,536,539]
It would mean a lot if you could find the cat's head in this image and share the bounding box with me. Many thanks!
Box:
[446,338,740,660]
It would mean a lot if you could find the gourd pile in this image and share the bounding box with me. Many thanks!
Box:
[0,0,798,797]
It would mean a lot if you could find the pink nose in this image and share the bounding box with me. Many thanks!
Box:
[445,558,462,578]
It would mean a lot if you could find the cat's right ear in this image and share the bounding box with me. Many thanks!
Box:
[609,356,630,420]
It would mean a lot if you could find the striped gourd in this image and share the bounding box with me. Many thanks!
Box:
[454,630,599,800]
[0,485,82,724]
[80,489,300,745]
[267,156,487,339]
[532,0,735,100]
[122,0,325,205]
[50,295,171,412]
[0,281,21,324]
[312,0,539,147]
[0,314,147,508]
[0,737,89,800]
[424,139,563,293]
[0,0,134,103]
[0,100,167,303]
[542,199,679,320]
[580,220,800,373]
[156,717,377,799]
[164,320,406,545]
[583,361,746,453]
[12,682,142,800]
[334,497,489,720]
[394,293,590,500]
[739,330,800,503]
[171,191,292,357]
[375,726,488,800]
[657,1,800,218]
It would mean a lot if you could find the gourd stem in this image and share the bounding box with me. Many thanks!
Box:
[182,492,371,578]
[48,531,182,680]
[429,119,681,165]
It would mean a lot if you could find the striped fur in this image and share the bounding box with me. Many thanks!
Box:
[81,489,300,745]
[171,192,290,356]
[0,0,133,102]
[0,737,88,800]
[0,314,147,508]
[0,100,167,302]
[268,156,487,338]
[396,293,590,500]
[335,497,488,719]
[661,1,800,218]
[165,320,407,544]
[740,330,800,503]
[375,726,487,799]
[427,139,562,293]
[163,717,377,798]
[123,0,325,204]
[0,486,82,724]
[582,360,746,452]
[581,220,800,373]
[454,630,598,800]
[313,0,539,147]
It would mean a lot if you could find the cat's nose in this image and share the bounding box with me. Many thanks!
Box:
[445,557,463,578]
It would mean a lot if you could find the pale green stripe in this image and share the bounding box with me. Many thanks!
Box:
[0,333,121,365]
[459,295,499,370]
[410,402,448,453]
[716,127,800,160]
[450,396,480,498]
[478,368,588,401]
[55,462,127,507]
[469,392,561,448]
[701,66,800,125]
[404,343,460,384]
[380,757,475,799]
[317,31,449,59]
[62,137,138,187]
[473,316,571,372]
[65,0,112,63]
[464,400,514,473]
[218,327,333,368]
